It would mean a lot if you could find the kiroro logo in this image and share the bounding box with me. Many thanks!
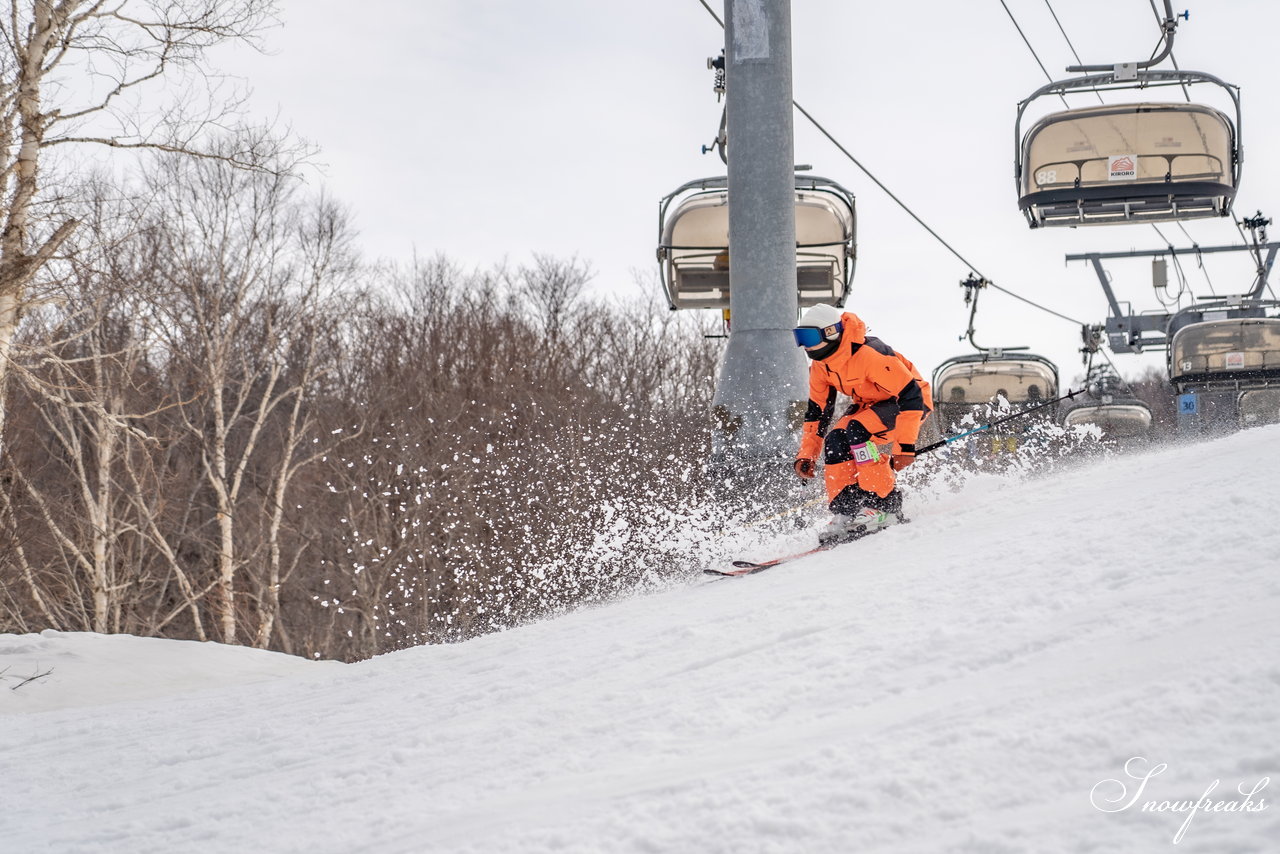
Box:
[1108,154,1137,180]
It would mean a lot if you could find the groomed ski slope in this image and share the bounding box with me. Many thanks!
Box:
[4,427,1279,854]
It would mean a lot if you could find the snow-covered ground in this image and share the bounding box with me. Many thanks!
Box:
[4,427,1278,853]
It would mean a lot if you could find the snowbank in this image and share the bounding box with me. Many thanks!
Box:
[2,427,1277,853]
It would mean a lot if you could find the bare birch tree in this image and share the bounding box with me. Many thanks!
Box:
[250,196,357,651]
[3,178,199,634]
[145,152,348,646]
[0,0,287,455]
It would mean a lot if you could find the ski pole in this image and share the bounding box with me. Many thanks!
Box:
[915,387,1084,455]
[732,388,1083,528]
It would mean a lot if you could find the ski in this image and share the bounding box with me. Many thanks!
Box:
[703,516,908,577]
[702,545,832,577]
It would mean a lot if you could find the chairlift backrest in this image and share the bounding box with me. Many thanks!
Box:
[1238,388,1280,427]
[656,175,856,310]
[1061,403,1154,438]
[931,353,1059,431]
[1168,317,1280,381]
[933,355,1059,405]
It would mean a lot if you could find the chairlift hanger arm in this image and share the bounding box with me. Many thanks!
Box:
[1064,0,1183,73]
[959,273,987,351]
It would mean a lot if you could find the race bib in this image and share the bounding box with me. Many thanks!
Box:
[852,442,881,464]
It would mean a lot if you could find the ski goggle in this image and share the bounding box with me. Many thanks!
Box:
[792,322,841,348]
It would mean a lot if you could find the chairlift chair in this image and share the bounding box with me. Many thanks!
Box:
[1059,371,1153,440]
[1168,310,1280,432]
[931,351,1060,432]
[1061,402,1154,439]
[1238,387,1280,428]
[1168,314,1280,385]
[1015,69,1242,228]
[656,174,856,310]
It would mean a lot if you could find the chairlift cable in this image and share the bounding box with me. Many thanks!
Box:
[790,102,984,281]
[692,0,1086,329]
[794,101,1085,325]
[998,0,1071,108]
[695,0,723,27]
[1175,219,1217,295]
[1041,0,1106,104]
[1041,0,1085,67]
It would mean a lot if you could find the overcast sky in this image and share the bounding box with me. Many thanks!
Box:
[224,0,1279,385]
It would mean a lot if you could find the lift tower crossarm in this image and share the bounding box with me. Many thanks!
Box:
[1066,241,1280,353]
[1064,244,1280,261]
[1066,242,1280,299]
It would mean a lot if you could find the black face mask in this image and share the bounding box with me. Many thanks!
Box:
[805,338,840,361]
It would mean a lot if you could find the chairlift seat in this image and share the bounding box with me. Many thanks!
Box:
[656,175,856,310]
[1019,102,1237,228]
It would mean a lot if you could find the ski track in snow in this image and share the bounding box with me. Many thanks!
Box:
[3,427,1279,853]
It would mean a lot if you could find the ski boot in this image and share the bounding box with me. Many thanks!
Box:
[818,506,901,547]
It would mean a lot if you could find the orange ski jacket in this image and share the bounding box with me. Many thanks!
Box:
[797,311,933,461]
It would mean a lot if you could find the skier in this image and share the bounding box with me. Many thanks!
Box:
[791,303,932,545]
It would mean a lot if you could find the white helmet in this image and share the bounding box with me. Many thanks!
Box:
[793,303,844,359]
[797,303,842,331]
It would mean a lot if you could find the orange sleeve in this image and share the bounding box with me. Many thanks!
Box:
[891,410,924,447]
[799,421,823,461]
[798,366,833,461]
